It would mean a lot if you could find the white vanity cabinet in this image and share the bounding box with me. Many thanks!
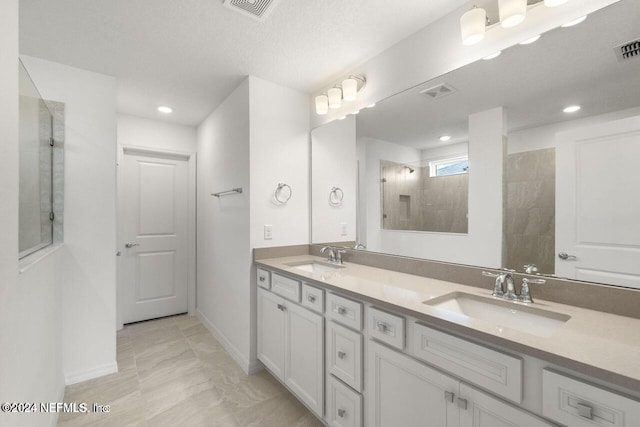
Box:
[257,286,324,418]
[367,340,555,427]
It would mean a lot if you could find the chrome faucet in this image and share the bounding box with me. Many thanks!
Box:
[482,270,545,303]
[320,246,347,264]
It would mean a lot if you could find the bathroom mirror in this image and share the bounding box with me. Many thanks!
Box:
[19,60,53,258]
[311,0,640,288]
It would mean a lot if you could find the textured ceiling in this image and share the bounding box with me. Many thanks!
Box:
[19,0,468,125]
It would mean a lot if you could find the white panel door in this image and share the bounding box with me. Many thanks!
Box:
[122,150,189,323]
[285,303,324,418]
[257,288,285,381]
[366,340,459,427]
[556,115,640,288]
[459,383,555,427]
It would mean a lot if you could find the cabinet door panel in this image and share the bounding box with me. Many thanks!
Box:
[285,303,324,417]
[459,383,556,427]
[257,288,285,381]
[367,340,459,427]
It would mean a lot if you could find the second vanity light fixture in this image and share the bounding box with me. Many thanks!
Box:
[315,75,366,115]
[460,0,570,46]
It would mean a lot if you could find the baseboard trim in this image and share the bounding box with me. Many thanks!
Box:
[64,361,118,385]
[49,381,66,427]
[197,309,259,375]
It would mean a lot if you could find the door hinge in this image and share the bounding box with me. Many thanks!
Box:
[49,137,55,147]
[49,211,55,221]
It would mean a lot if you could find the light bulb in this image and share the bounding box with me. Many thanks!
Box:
[328,87,342,109]
[342,78,358,102]
[157,106,173,114]
[520,35,541,45]
[499,0,527,28]
[460,7,486,46]
[315,95,328,115]
[544,0,569,6]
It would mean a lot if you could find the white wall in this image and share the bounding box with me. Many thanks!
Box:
[249,76,310,249]
[0,4,65,427]
[311,116,357,243]
[311,0,618,127]
[197,79,253,370]
[117,114,197,152]
[197,76,310,373]
[20,55,119,385]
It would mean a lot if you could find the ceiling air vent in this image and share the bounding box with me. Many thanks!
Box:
[614,39,640,62]
[419,83,457,100]
[223,0,282,22]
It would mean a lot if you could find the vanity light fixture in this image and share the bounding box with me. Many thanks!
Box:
[460,6,487,46]
[440,135,452,142]
[315,94,329,115]
[561,15,586,27]
[157,105,173,114]
[499,0,527,28]
[483,51,502,60]
[520,34,541,45]
[314,75,366,115]
[563,105,581,113]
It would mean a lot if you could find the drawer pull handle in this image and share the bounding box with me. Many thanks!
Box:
[337,351,347,359]
[308,295,316,303]
[277,304,287,311]
[259,276,265,282]
[444,391,455,403]
[457,397,468,410]
[376,322,388,332]
[337,306,347,315]
[576,403,594,420]
[337,409,346,418]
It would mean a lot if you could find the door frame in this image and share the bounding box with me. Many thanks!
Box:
[116,144,197,330]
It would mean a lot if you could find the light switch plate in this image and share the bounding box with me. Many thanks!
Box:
[340,222,348,236]
[264,224,273,240]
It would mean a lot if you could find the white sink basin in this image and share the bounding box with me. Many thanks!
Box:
[286,261,345,274]
[424,292,570,338]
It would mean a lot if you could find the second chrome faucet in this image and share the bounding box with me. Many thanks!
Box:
[320,246,347,265]
[482,270,546,303]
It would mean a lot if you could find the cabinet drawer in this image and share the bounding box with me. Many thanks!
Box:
[327,321,363,392]
[257,268,271,289]
[542,369,640,427]
[327,375,362,427]
[367,306,405,350]
[412,323,523,404]
[271,273,301,302]
[327,293,362,331]
[301,283,324,313]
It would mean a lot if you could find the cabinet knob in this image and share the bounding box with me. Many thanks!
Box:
[376,322,388,332]
[337,306,347,315]
[444,391,455,403]
[277,304,286,311]
[337,408,346,418]
[259,276,265,282]
[308,295,316,303]
[337,351,347,360]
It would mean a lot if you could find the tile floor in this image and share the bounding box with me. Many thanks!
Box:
[58,315,324,426]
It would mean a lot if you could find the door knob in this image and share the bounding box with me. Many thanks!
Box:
[558,252,577,260]
[125,242,140,248]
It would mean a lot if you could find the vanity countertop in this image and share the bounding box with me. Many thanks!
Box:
[256,254,640,392]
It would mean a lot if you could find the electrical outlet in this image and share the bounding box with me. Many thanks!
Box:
[340,222,348,236]
[264,224,273,240]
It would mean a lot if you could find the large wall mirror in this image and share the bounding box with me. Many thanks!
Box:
[311,0,640,289]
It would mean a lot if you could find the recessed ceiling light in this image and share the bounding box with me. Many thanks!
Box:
[520,35,541,45]
[483,51,502,60]
[157,106,173,114]
[563,105,581,113]
[562,16,587,27]
[440,135,452,142]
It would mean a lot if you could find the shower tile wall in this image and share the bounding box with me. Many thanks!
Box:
[381,160,468,233]
[504,148,555,274]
